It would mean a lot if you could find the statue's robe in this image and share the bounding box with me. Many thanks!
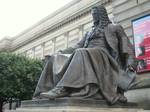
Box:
[33,23,135,104]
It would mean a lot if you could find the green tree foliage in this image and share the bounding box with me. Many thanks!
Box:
[0,52,43,111]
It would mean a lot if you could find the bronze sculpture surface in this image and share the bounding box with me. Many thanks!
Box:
[33,5,136,105]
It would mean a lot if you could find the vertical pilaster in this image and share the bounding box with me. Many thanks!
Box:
[64,32,69,48]
[78,25,83,40]
[41,43,45,59]
[52,38,56,53]
[32,47,35,58]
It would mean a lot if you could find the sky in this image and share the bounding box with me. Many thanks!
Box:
[0,0,73,40]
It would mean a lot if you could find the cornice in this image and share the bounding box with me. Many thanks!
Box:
[0,38,12,51]
[13,0,82,40]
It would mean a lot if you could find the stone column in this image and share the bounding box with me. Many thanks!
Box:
[64,32,69,48]
[32,47,35,58]
[41,43,45,59]
[78,25,83,40]
[52,38,56,53]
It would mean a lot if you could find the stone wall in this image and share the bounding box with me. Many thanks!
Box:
[0,0,150,59]
[112,0,150,44]
[11,0,113,59]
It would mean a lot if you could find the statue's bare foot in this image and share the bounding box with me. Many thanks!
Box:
[40,87,69,99]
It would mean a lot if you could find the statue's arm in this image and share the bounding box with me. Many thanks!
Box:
[116,25,133,55]
[116,25,137,70]
[59,33,87,54]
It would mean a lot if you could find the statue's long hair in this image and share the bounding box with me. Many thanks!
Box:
[92,5,112,29]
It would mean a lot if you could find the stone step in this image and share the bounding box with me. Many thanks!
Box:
[4,107,148,112]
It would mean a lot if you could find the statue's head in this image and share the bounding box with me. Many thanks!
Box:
[91,6,100,26]
[91,5,111,28]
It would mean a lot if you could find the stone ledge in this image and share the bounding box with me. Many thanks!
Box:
[125,88,150,110]
[21,98,138,108]
[15,107,143,112]
[9,99,142,112]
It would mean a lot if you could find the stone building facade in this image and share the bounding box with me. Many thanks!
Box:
[0,0,150,59]
[0,0,150,108]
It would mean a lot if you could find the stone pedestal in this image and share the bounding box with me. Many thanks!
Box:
[10,99,144,112]
[125,88,150,110]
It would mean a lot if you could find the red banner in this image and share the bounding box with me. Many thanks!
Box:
[132,14,150,73]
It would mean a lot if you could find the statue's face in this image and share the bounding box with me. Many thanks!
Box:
[91,8,99,26]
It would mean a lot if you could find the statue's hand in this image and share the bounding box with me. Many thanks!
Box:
[58,50,63,54]
[127,65,136,72]
[55,50,63,55]
[126,54,138,72]
[57,47,75,54]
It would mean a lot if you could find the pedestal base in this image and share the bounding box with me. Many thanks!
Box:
[16,106,144,112]
[9,99,144,112]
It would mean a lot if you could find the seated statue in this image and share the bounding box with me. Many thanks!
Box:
[33,5,136,105]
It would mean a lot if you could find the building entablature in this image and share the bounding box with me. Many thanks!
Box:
[0,37,12,51]
[2,0,111,51]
